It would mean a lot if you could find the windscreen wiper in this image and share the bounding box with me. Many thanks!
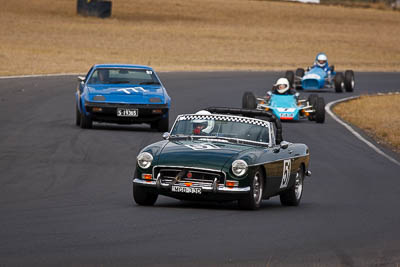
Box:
[110,81,130,84]
[139,81,160,85]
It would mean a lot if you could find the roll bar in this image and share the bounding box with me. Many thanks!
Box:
[205,107,283,144]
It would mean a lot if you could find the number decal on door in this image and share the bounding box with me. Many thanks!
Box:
[280,159,291,189]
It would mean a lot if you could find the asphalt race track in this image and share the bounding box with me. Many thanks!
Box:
[0,72,399,266]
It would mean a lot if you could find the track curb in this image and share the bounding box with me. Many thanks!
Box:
[325,93,400,167]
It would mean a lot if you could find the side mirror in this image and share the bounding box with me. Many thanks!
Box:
[280,141,289,149]
[78,76,85,83]
[162,132,170,140]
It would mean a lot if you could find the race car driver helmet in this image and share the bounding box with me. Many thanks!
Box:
[315,53,328,68]
[274,78,290,94]
[192,110,215,135]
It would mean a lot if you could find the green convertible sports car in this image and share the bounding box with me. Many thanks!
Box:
[133,108,311,210]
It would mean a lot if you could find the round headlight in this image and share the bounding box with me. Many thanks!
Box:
[137,152,153,169]
[232,160,248,177]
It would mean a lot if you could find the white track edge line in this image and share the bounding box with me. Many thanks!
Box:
[0,73,82,79]
[325,96,400,167]
[0,70,272,79]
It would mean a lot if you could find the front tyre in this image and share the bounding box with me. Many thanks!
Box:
[315,97,325,123]
[285,70,295,88]
[80,111,93,129]
[280,166,304,206]
[295,68,305,78]
[75,104,81,126]
[344,70,355,92]
[238,168,264,210]
[307,94,318,121]
[334,72,344,93]
[242,92,257,109]
[133,183,158,206]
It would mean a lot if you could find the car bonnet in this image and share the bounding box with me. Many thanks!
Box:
[156,139,256,171]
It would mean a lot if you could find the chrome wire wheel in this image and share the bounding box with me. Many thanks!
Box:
[294,169,303,200]
[253,172,263,205]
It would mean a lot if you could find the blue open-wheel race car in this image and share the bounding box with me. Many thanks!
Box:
[284,53,355,93]
[242,78,325,123]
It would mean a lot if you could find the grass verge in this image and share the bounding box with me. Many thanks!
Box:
[333,94,400,153]
[1,0,400,75]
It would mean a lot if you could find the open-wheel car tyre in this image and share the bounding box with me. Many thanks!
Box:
[285,70,295,88]
[295,68,305,89]
[280,165,304,206]
[307,94,318,121]
[295,68,305,78]
[238,167,264,210]
[344,70,355,92]
[242,92,257,109]
[334,72,344,93]
[133,183,158,206]
[314,97,325,124]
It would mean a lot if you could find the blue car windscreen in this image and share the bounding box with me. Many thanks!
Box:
[87,68,161,85]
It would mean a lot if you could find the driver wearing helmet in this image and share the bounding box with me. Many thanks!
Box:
[97,69,110,83]
[192,110,215,135]
[272,78,296,95]
[313,53,332,73]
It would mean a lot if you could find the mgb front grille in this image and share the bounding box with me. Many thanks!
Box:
[153,167,225,186]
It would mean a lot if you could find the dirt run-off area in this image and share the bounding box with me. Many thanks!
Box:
[1,0,400,75]
[334,94,400,153]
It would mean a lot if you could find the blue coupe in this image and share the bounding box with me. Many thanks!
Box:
[75,64,171,131]
[285,66,355,93]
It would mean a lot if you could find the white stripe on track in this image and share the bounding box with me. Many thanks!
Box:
[0,73,81,79]
[325,96,400,167]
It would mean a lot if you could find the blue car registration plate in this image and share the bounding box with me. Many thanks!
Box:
[117,108,138,117]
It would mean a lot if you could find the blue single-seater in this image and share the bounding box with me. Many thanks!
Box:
[284,53,355,93]
[75,64,171,131]
[242,78,325,123]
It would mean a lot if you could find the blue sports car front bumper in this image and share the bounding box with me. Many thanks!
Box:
[84,101,169,124]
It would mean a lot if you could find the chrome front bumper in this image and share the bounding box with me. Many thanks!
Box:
[133,178,250,193]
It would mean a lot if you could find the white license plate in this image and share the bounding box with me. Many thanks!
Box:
[171,185,202,194]
[280,113,294,118]
[117,108,138,117]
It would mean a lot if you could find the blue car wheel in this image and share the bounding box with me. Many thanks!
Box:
[80,109,93,129]
[75,103,81,126]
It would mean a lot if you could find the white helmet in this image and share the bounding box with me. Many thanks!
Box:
[193,110,214,134]
[316,53,328,67]
[274,78,290,94]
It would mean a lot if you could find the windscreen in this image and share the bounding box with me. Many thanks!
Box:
[171,115,270,143]
[87,68,160,85]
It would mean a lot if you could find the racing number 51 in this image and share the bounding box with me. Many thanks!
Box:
[280,159,291,189]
